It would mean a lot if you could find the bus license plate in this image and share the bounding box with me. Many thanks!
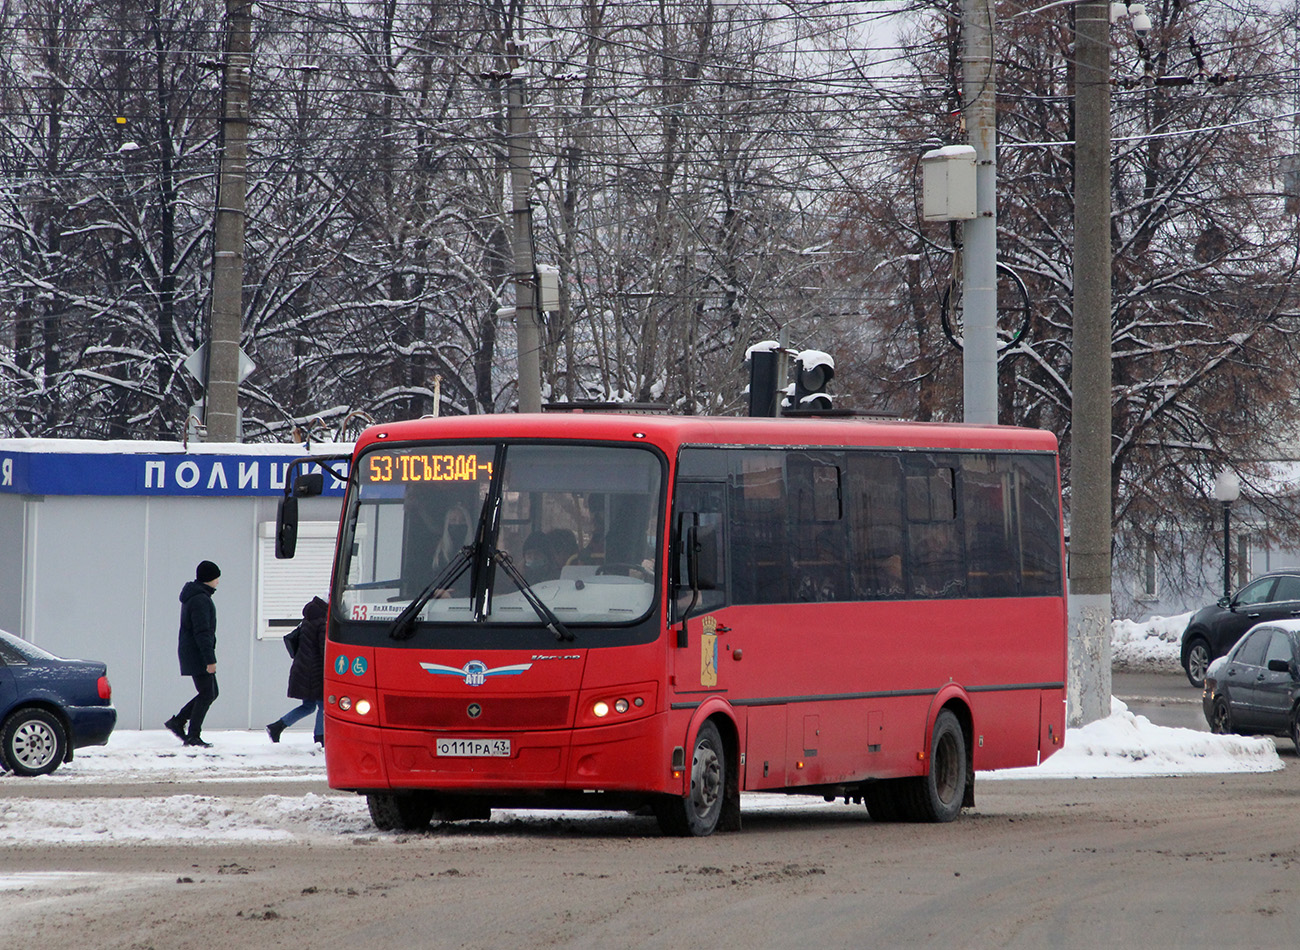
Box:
[436,738,511,757]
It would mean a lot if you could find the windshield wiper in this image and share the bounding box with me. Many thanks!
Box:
[492,548,575,642]
[389,546,474,641]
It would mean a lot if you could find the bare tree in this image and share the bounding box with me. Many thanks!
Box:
[832,0,1300,613]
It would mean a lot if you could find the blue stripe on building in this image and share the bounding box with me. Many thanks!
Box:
[0,451,349,497]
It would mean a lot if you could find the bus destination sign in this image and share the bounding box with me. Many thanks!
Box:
[363,450,493,485]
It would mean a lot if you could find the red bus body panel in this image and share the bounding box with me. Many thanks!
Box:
[323,414,1067,803]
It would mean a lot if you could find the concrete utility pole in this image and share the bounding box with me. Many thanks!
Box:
[205,0,251,442]
[961,0,998,425]
[506,39,542,414]
[1068,0,1113,726]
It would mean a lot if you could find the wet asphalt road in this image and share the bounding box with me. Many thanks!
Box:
[1111,669,1208,731]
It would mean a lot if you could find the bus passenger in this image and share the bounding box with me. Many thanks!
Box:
[547,528,579,568]
[523,531,562,582]
[433,505,472,572]
[432,505,473,598]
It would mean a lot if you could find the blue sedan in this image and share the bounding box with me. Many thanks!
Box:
[0,628,117,775]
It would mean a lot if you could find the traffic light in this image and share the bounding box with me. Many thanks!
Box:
[792,350,834,411]
[746,341,780,417]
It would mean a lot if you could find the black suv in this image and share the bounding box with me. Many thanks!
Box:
[1181,570,1300,687]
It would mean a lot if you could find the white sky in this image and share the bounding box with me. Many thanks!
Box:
[0,614,1281,849]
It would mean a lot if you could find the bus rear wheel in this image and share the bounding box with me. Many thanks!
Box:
[900,710,967,823]
[655,720,726,836]
[367,791,435,832]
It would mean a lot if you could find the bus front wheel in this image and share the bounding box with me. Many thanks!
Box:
[655,720,726,836]
[367,791,435,832]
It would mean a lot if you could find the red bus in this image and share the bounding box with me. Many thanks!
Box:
[280,412,1066,836]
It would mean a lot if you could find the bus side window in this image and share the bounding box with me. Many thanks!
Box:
[844,452,905,599]
[673,483,727,619]
[1010,455,1064,595]
[730,452,788,604]
[906,460,966,598]
[788,452,848,602]
[962,455,1017,597]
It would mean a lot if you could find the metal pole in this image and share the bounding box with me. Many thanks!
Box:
[1067,0,1114,727]
[961,0,997,424]
[507,40,541,414]
[775,325,790,416]
[1222,504,1232,600]
[205,0,251,443]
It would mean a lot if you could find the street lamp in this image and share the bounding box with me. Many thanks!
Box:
[1213,469,1241,601]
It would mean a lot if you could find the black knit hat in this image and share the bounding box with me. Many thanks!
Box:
[196,560,222,583]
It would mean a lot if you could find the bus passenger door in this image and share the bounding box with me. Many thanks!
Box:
[673,480,785,789]
[672,482,730,694]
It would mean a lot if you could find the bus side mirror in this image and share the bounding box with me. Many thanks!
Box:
[293,472,324,497]
[687,523,718,591]
[275,495,299,559]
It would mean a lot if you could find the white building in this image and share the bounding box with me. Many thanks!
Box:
[0,439,350,733]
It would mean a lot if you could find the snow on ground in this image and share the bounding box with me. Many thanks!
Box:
[0,615,1282,846]
[1111,611,1191,672]
[985,697,1281,780]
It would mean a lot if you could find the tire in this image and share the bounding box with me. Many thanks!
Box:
[1209,697,1232,735]
[366,791,436,832]
[899,710,967,823]
[1290,707,1300,752]
[429,796,491,823]
[655,720,726,836]
[1184,638,1211,689]
[862,780,905,822]
[2,708,67,777]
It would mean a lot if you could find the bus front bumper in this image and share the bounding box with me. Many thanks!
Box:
[324,712,676,797]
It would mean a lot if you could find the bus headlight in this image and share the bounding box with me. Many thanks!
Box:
[577,683,658,727]
[330,691,376,721]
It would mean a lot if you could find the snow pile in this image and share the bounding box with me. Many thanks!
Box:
[50,729,327,783]
[0,792,372,844]
[1111,612,1190,672]
[984,698,1282,779]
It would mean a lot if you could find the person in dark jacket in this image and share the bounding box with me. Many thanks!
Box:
[164,560,221,748]
[266,596,328,745]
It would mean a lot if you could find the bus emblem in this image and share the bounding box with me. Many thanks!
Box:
[700,616,718,687]
[420,659,533,687]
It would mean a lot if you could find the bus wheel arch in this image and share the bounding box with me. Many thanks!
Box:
[912,706,971,821]
[942,699,975,809]
[655,712,740,836]
[926,690,975,808]
[712,714,742,832]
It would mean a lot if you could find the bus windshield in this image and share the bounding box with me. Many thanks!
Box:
[338,442,663,628]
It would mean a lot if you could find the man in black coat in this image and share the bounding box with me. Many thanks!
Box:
[165,560,221,747]
[266,595,328,744]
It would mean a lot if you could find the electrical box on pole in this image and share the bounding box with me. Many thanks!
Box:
[536,263,560,312]
[921,145,977,222]
[1282,155,1300,214]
